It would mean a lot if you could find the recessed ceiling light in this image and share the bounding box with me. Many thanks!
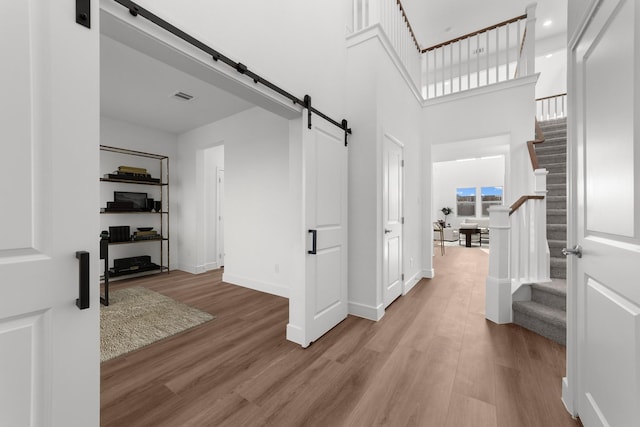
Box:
[543,20,552,27]
[545,53,553,58]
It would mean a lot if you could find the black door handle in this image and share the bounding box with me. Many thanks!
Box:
[308,230,317,255]
[76,251,90,310]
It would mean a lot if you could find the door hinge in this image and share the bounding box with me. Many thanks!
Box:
[401,217,405,224]
[401,273,405,281]
[401,160,404,167]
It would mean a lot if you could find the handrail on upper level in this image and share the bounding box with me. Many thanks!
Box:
[527,119,546,170]
[395,0,421,51]
[421,13,527,53]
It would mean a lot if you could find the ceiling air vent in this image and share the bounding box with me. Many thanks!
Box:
[171,91,195,102]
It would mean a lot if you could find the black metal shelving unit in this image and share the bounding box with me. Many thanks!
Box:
[99,145,170,305]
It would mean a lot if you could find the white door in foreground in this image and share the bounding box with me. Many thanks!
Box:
[570,0,640,425]
[0,1,100,425]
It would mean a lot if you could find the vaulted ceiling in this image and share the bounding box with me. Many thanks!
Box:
[402,0,567,49]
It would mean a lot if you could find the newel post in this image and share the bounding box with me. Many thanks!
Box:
[486,206,512,324]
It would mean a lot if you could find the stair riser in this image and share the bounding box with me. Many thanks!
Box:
[547,214,566,224]
[548,174,566,185]
[532,288,566,311]
[514,311,566,345]
[550,246,566,258]
[542,164,566,174]
[536,145,566,156]
[549,231,567,241]
[548,187,565,197]
[551,265,567,279]
[547,200,566,209]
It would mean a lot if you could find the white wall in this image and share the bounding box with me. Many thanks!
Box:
[204,145,224,270]
[432,157,505,229]
[536,49,568,99]
[178,107,291,297]
[422,77,537,205]
[100,116,179,269]
[133,0,350,119]
[346,31,423,319]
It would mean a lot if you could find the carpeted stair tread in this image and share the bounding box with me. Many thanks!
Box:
[536,144,566,153]
[513,301,566,344]
[548,240,568,257]
[531,279,567,298]
[548,184,566,196]
[513,301,565,327]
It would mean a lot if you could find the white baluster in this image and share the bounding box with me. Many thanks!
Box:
[496,26,500,82]
[449,43,453,93]
[467,38,471,89]
[485,31,489,86]
[476,34,480,88]
[506,23,510,79]
[458,41,462,92]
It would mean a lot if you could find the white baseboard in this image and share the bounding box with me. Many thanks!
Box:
[422,269,435,279]
[222,273,289,298]
[286,323,307,348]
[204,262,219,271]
[177,264,198,274]
[402,271,421,295]
[348,301,384,321]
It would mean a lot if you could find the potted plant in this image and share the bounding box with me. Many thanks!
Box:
[440,207,453,227]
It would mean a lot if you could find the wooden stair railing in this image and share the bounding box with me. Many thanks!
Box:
[511,119,546,215]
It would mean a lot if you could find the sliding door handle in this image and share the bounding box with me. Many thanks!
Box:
[76,251,90,310]
[308,230,317,255]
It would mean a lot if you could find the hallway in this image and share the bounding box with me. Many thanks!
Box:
[101,247,577,426]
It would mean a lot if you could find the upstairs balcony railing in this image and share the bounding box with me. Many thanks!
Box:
[352,0,426,92]
[351,1,538,100]
[536,93,567,121]
[422,6,536,99]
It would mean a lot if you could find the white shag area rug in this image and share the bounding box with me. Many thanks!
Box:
[100,287,214,362]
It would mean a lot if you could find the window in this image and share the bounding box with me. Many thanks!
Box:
[481,186,503,216]
[456,187,476,217]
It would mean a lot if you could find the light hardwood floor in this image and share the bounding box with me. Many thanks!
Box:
[101,247,579,426]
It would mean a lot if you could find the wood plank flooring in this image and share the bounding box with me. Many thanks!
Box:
[101,247,579,426]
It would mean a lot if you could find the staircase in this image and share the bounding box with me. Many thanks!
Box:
[512,117,567,345]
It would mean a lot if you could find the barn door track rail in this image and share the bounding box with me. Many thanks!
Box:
[110,0,352,146]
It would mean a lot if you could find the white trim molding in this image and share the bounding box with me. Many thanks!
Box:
[402,271,422,295]
[222,273,290,298]
[348,301,385,321]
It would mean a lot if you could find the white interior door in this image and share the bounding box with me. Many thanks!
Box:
[570,0,640,425]
[300,113,348,347]
[217,168,225,267]
[0,1,100,426]
[383,134,404,307]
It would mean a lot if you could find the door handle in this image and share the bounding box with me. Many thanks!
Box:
[384,229,392,234]
[308,230,317,255]
[76,251,90,310]
[562,245,582,259]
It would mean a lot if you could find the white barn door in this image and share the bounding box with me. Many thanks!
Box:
[568,0,640,425]
[288,111,348,347]
[0,1,100,426]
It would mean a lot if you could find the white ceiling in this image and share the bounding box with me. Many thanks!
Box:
[100,35,255,135]
[402,0,567,49]
[100,1,567,135]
